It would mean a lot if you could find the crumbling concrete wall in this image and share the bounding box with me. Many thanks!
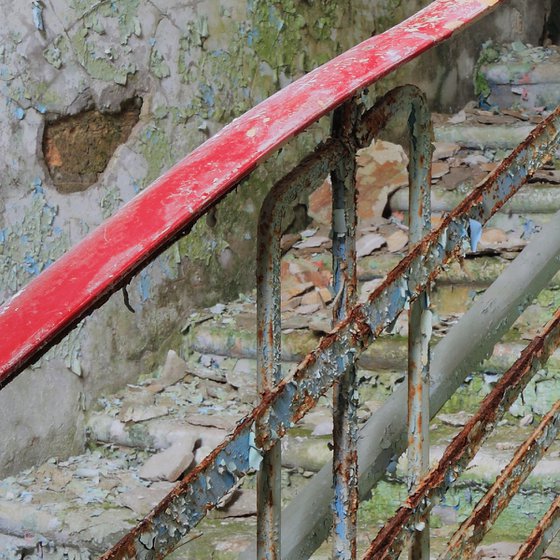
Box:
[0,0,550,476]
[373,0,551,111]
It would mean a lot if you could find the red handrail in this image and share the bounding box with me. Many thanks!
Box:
[0,0,503,388]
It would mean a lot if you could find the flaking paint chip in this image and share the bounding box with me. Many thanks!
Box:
[246,127,257,138]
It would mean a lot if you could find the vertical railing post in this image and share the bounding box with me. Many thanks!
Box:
[254,140,347,560]
[256,196,284,560]
[406,95,433,560]
[331,99,360,559]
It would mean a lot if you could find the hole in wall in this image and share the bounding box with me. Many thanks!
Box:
[42,97,142,193]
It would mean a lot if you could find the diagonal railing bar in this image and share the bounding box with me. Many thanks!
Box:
[512,494,560,560]
[362,305,560,560]
[100,103,560,560]
[0,0,506,390]
[439,397,560,559]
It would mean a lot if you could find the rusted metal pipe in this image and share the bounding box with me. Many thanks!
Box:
[255,140,344,560]
[404,89,433,560]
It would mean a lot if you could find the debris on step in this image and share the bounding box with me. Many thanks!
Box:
[0,449,153,553]
[475,541,521,560]
[159,349,188,386]
[119,404,169,423]
[138,433,197,482]
[356,232,386,257]
[438,411,473,427]
[212,489,257,519]
[433,141,460,160]
[116,480,174,516]
[478,42,560,110]
[385,230,408,253]
[309,140,408,227]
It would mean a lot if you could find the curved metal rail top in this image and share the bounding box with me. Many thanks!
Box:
[0,0,504,388]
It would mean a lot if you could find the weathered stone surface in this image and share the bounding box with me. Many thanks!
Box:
[213,489,257,518]
[159,349,188,386]
[309,140,408,227]
[435,123,535,149]
[356,232,386,257]
[226,359,256,389]
[119,404,169,423]
[475,542,521,560]
[139,434,197,482]
[117,481,174,516]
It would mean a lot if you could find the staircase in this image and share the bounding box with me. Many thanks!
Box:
[2,98,560,558]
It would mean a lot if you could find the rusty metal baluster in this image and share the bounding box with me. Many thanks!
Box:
[406,94,433,560]
[255,141,344,560]
[256,182,284,560]
[331,100,360,559]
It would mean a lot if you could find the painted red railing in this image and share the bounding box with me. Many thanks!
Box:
[0,0,504,389]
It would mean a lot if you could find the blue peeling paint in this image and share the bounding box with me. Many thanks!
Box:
[139,270,150,302]
[246,28,259,47]
[268,6,284,32]
[199,83,215,107]
[13,106,25,120]
[23,255,41,276]
[523,217,536,239]
[468,219,482,252]
[333,489,347,539]
[33,177,44,195]
[32,1,44,31]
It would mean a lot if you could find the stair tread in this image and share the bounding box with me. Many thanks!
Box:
[0,448,161,553]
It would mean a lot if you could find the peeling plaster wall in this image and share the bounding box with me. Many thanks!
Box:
[0,0,375,476]
[0,0,549,475]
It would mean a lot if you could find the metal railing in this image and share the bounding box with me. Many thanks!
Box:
[1,0,560,559]
[255,85,433,558]
[98,95,560,560]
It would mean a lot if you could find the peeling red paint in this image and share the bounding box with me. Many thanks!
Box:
[0,0,506,389]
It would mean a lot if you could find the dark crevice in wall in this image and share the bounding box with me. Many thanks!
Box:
[544,0,560,44]
[42,97,142,193]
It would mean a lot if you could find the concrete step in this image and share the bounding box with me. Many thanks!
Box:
[392,182,560,216]
[182,285,560,373]
[0,447,165,557]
